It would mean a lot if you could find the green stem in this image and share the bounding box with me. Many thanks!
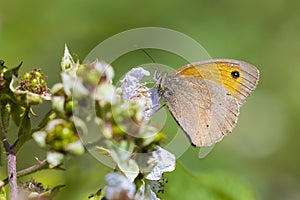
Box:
[0,104,10,152]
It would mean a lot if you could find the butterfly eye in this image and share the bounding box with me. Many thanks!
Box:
[231,70,240,79]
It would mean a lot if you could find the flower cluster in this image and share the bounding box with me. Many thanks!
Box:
[1,46,177,199]
[88,63,175,199]
[55,47,176,199]
[32,46,90,167]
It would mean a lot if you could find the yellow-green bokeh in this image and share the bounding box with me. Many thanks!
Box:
[1,0,300,199]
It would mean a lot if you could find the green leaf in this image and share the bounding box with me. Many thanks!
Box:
[0,103,11,153]
[3,61,22,80]
[0,60,7,72]
[0,62,22,100]
[14,107,31,152]
[10,100,26,126]
[0,61,22,88]
[0,103,11,133]
[32,110,56,133]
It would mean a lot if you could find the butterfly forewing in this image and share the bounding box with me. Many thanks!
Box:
[176,59,259,104]
[156,59,259,146]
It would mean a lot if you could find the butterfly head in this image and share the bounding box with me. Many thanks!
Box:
[153,70,168,95]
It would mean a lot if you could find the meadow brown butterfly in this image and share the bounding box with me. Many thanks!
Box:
[154,59,259,146]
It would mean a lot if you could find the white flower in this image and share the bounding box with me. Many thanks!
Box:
[94,83,116,104]
[120,67,150,100]
[46,151,64,168]
[105,173,136,200]
[146,146,176,181]
[94,61,114,82]
[110,141,139,182]
[120,67,160,121]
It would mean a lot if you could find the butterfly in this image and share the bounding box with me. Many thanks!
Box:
[154,59,259,146]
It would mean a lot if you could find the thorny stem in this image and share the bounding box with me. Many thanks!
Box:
[0,159,49,188]
[0,137,18,199]
[7,152,18,200]
[0,105,18,199]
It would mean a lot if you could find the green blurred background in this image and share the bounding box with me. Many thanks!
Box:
[1,0,300,199]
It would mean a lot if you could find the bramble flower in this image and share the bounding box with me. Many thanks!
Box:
[10,68,51,105]
[97,67,175,200]
[120,67,160,121]
[103,173,163,200]
[105,173,136,200]
[146,146,175,181]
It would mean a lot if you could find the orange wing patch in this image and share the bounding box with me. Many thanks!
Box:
[174,62,243,98]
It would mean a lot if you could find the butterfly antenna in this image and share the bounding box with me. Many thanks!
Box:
[141,49,156,64]
[140,49,164,114]
[141,49,159,90]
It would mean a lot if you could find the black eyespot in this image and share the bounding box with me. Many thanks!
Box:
[231,70,240,79]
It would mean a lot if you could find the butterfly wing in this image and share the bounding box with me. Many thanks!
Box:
[161,59,259,146]
[174,59,259,105]
[162,76,239,146]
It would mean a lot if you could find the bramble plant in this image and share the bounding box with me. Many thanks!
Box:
[0,46,175,200]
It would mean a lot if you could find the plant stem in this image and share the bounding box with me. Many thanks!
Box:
[1,104,18,199]
[0,159,49,188]
[7,152,18,200]
[17,159,49,177]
